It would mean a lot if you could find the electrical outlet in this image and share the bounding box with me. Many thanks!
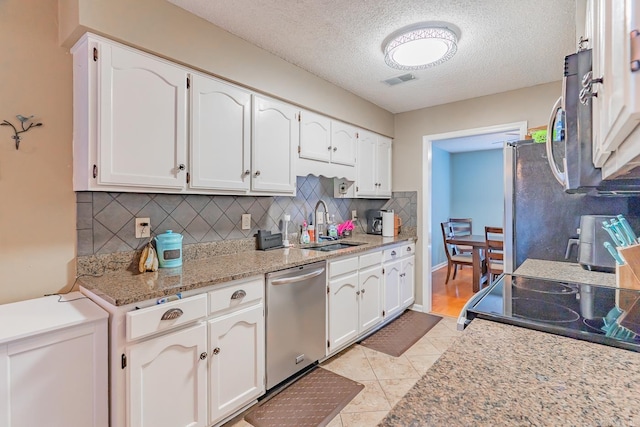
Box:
[135,218,151,238]
[241,213,251,230]
[351,210,358,221]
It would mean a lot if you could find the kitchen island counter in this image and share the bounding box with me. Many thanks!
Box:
[77,232,415,306]
[379,318,640,426]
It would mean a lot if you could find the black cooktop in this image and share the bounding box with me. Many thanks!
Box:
[467,274,640,352]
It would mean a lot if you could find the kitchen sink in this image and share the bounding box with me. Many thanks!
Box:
[305,241,365,252]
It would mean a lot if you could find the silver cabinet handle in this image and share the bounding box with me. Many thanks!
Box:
[356,290,360,296]
[327,146,332,151]
[161,308,183,320]
[199,352,207,360]
[407,247,412,252]
[254,170,261,177]
[333,147,337,152]
[391,250,397,256]
[178,164,186,171]
[212,347,220,355]
[231,290,246,300]
[361,288,366,294]
[244,169,251,176]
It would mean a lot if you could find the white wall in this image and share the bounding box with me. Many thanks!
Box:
[394,81,562,306]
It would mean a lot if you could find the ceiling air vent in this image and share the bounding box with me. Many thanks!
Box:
[382,73,417,86]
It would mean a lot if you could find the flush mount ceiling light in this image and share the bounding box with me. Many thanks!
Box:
[383,22,460,70]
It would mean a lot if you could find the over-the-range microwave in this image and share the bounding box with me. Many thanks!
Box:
[546,48,640,195]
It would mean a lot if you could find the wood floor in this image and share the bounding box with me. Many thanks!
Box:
[430,264,476,318]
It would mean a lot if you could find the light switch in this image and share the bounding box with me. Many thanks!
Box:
[241,214,251,230]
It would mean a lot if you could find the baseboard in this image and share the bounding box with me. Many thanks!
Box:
[431,262,447,272]
[410,304,423,312]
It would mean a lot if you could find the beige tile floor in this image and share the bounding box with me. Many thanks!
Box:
[228,314,463,427]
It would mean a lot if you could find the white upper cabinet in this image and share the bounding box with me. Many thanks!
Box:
[330,121,357,166]
[252,96,298,194]
[589,0,640,177]
[99,43,188,189]
[299,110,332,163]
[190,74,251,192]
[73,34,189,191]
[356,130,392,198]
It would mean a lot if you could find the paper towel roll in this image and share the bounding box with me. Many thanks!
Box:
[382,211,394,237]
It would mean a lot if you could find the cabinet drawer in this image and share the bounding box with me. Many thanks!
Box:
[209,277,264,315]
[126,294,207,341]
[359,251,382,269]
[329,256,359,278]
[383,242,415,262]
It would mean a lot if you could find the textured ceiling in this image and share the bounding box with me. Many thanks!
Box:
[167,0,577,114]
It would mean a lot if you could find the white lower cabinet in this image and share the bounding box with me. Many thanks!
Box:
[127,323,208,427]
[383,243,416,322]
[383,259,402,320]
[327,251,384,356]
[82,276,265,427]
[327,270,360,351]
[0,293,108,427]
[208,304,265,425]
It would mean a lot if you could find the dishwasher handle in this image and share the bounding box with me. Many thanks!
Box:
[269,267,325,285]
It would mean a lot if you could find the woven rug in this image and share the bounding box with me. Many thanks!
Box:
[244,367,363,427]
[359,310,442,357]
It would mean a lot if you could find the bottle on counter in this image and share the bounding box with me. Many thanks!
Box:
[308,224,315,242]
[300,220,310,244]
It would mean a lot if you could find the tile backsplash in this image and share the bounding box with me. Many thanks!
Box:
[76,176,417,256]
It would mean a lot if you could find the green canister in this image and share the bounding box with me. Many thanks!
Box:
[154,230,183,268]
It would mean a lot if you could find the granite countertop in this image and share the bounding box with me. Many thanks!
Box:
[514,258,616,287]
[380,319,640,426]
[78,233,415,306]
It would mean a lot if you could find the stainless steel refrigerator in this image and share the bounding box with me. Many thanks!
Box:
[503,140,633,273]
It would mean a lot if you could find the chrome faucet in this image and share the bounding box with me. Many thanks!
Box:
[313,200,329,243]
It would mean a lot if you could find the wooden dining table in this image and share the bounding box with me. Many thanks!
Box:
[445,234,487,292]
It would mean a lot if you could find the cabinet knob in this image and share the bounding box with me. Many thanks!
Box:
[254,170,261,177]
[244,169,251,176]
[356,290,360,296]
[178,164,186,171]
[212,347,220,355]
[231,290,246,300]
[327,146,332,151]
[391,250,397,256]
[199,352,207,360]
[407,247,412,252]
[361,288,366,294]
[333,147,337,152]
[160,308,184,321]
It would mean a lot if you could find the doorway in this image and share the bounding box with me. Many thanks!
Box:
[421,122,527,317]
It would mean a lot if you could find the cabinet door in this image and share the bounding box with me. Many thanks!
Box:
[358,266,384,332]
[356,130,378,197]
[330,121,357,166]
[190,75,251,191]
[401,256,415,308]
[0,323,108,427]
[208,305,265,425]
[328,271,359,354]
[383,259,402,320]
[299,110,331,163]
[128,323,207,427]
[252,96,298,194]
[376,137,393,197]
[98,42,188,189]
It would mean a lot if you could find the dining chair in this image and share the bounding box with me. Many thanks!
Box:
[485,226,504,285]
[440,222,473,284]
[448,218,473,255]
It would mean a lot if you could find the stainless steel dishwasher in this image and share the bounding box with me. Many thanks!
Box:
[265,261,327,389]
